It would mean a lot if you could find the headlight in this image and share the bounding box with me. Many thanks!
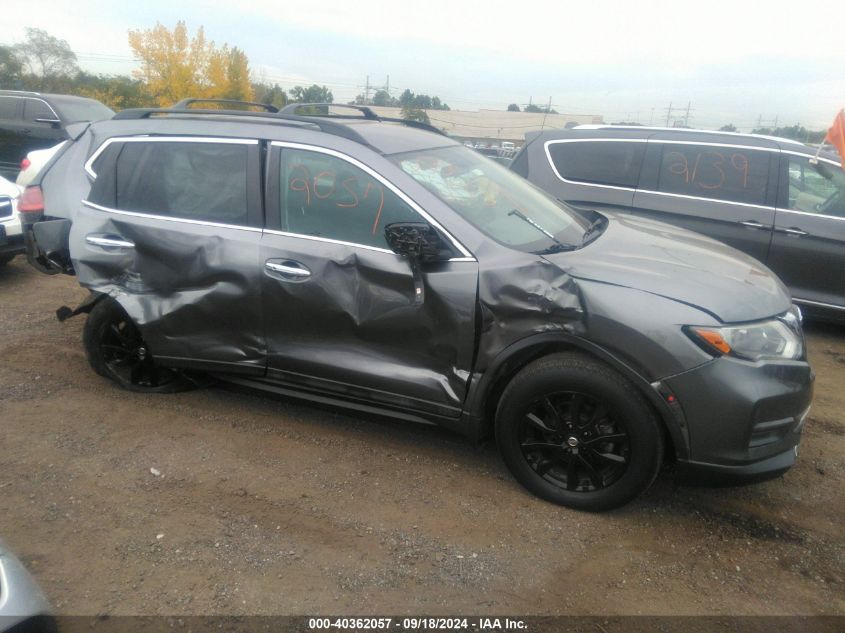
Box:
[685,315,803,362]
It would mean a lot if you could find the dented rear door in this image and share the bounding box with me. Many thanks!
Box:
[260,142,478,419]
[69,136,266,373]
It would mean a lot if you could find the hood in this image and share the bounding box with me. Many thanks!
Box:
[544,212,791,323]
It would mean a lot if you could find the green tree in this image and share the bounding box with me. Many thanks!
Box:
[74,72,152,110]
[289,84,333,103]
[525,104,557,114]
[719,123,737,132]
[14,27,78,89]
[507,103,520,112]
[372,89,396,107]
[752,124,825,143]
[0,45,23,86]
[253,82,288,109]
[401,105,430,124]
[399,88,415,108]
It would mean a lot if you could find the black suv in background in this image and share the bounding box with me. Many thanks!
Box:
[0,90,114,179]
[512,125,845,321]
[19,102,812,511]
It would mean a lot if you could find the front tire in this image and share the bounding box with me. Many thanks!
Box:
[83,298,194,393]
[495,352,663,511]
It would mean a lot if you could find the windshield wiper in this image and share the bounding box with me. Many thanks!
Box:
[508,209,576,253]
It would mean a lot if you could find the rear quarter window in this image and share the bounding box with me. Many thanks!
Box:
[87,140,251,226]
[0,96,20,120]
[656,143,771,206]
[546,140,646,188]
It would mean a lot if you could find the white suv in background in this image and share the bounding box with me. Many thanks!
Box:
[0,174,23,267]
[16,142,66,188]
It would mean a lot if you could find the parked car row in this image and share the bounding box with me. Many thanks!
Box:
[511,125,845,321]
[0,90,113,180]
[18,100,812,511]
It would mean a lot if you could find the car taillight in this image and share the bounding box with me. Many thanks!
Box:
[20,157,31,171]
[18,185,45,215]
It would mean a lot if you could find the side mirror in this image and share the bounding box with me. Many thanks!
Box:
[384,222,446,305]
[384,222,444,263]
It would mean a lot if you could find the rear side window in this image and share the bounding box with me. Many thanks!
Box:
[277,148,420,249]
[24,99,57,122]
[0,96,20,120]
[97,141,250,225]
[547,140,645,188]
[656,143,771,206]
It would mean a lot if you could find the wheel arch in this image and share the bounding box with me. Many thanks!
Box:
[464,332,688,461]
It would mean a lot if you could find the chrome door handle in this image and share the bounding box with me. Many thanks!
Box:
[85,234,135,249]
[775,227,809,237]
[738,220,766,229]
[265,260,311,279]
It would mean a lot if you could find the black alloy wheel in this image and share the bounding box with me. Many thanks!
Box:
[519,392,629,492]
[495,352,663,511]
[83,298,194,393]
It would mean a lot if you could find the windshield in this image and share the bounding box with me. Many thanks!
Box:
[391,145,589,252]
[53,98,114,123]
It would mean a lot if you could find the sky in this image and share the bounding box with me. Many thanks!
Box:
[3,0,844,131]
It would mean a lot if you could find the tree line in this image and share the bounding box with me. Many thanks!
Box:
[0,23,448,126]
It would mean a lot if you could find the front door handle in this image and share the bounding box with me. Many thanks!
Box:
[265,260,311,280]
[775,226,809,237]
[85,234,135,249]
[738,220,766,230]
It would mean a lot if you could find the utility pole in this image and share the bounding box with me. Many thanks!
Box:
[665,102,673,127]
[541,96,552,130]
[683,101,692,127]
[364,75,370,104]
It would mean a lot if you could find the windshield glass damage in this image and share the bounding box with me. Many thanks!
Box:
[390,145,590,253]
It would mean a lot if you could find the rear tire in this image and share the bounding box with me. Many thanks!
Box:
[83,298,195,393]
[495,352,663,511]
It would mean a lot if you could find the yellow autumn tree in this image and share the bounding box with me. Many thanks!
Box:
[128,21,254,106]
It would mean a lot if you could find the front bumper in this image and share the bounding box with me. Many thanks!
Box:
[0,224,25,257]
[662,355,813,484]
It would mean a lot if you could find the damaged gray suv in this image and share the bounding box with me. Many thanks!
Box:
[19,101,813,511]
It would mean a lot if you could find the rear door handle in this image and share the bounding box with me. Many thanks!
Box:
[738,220,766,230]
[775,226,809,237]
[265,260,311,280]
[85,234,134,249]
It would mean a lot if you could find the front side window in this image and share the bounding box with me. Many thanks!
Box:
[109,141,250,224]
[656,143,770,205]
[278,148,420,249]
[392,145,588,253]
[787,156,845,217]
[24,99,57,122]
[547,140,645,188]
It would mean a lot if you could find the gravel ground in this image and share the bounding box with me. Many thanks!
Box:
[1,255,843,615]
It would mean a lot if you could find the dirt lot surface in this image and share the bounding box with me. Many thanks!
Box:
[1,256,844,616]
